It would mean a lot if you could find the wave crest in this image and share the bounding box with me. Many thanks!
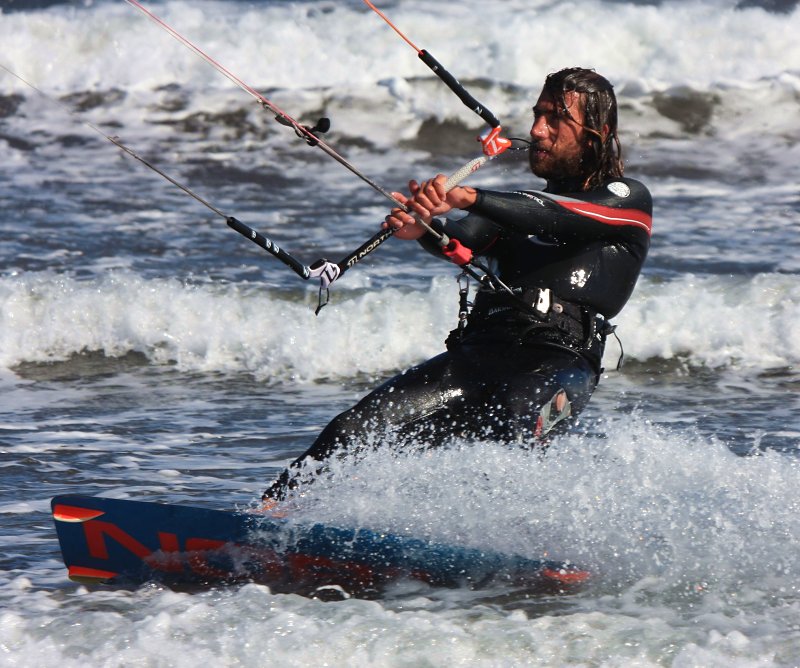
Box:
[2,271,798,378]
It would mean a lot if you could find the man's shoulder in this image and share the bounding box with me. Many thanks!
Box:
[585,177,652,212]
[596,176,649,197]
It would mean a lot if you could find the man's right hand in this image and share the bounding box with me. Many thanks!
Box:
[383,175,478,240]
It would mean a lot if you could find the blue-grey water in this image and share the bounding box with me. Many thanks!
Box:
[1,0,799,665]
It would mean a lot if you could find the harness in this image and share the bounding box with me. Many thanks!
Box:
[448,272,622,369]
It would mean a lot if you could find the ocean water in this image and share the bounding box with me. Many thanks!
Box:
[1,0,799,665]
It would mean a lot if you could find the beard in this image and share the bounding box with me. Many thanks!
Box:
[528,142,586,181]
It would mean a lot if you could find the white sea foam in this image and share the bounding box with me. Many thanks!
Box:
[617,272,800,369]
[2,414,800,666]
[0,271,453,379]
[1,270,798,377]
[2,0,798,94]
[294,413,800,589]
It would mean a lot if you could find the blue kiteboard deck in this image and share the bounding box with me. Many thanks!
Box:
[51,494,589,596]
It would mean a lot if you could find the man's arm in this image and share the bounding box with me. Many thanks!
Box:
[383,176,478,239]
[466,179,653,242]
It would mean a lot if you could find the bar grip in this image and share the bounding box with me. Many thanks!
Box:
[418,50,500,129]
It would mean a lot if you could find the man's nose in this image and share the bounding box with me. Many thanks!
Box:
[530,117,548,138]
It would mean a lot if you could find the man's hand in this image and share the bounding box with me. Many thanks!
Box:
[383,175,478,240]
[383,188,427,240]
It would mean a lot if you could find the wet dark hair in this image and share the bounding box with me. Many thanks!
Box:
[543,67,624,189]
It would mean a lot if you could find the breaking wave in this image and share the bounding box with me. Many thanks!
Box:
[2,271,798,379]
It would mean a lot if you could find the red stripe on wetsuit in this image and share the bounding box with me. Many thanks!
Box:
[556,200,653,235]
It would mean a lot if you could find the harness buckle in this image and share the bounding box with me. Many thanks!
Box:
[534,288,552,316]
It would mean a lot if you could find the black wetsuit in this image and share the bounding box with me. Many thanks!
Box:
[264,177,652,500]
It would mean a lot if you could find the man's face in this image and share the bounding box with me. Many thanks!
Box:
[528,89,587,180]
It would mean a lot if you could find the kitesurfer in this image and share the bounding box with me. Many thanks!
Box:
[263,67,652,501]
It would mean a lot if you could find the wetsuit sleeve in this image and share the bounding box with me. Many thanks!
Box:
[466,179,653,243]
[417,213,502,259]
[418,179,652,262]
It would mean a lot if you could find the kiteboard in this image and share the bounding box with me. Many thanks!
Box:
[51,494,589,597]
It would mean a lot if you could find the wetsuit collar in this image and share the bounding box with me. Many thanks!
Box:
[544,176,587,193]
